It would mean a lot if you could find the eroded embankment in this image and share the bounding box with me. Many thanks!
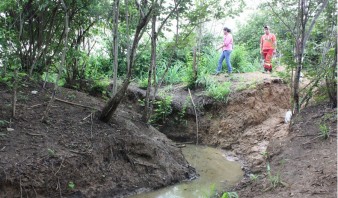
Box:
[0,82,195,198]
[128,78,291,169]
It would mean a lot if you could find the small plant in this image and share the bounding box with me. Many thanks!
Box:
[221,191,239,198]
[275,70,291,84]
[66,94,76,100]
[202,184,217,198]
[137,76,150,89]
[207,81,231,101]
[319,123,330,139]
[249,173,259,182]
[0,120,9,127]
[18,94,29,102]
[260,151,269,159]
[178,97,190,122]
[265,162,287,190]
[151,94,173,124]
[67,181,75,190]
[47,148,55,156]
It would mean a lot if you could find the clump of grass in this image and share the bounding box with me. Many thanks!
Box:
[319,123,330,139]
[0,120,9,127]
[221,191,239,198]
[249,173,260,182]
[207,81,231,101]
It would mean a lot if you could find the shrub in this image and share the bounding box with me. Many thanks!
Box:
[207,81,231,101]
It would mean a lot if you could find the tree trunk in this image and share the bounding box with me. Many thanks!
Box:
[326,42,337,108]
[112,0,120,96]
[42,0,69,122]
[143,6,157,122]
[99,4,153,122]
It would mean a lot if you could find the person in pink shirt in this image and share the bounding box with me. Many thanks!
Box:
[215,27,233,76]
[260,25,277,73]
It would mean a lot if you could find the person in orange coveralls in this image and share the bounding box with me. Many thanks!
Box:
[260,25,277,73]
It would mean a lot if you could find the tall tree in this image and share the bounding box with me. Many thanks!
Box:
[112,0,120,95]
[266,0,329,113]
[99,1,154,122]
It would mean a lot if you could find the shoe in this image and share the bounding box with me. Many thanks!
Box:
[213,72,220,75]
[225,73,233,77]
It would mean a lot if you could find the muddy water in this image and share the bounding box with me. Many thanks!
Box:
[130,144,243,198]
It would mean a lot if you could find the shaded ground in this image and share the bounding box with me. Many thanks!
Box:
[0,81,195,198]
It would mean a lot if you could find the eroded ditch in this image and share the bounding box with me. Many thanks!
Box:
[127,79,291,197]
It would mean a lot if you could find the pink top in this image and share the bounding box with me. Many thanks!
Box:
[222,33,233,51]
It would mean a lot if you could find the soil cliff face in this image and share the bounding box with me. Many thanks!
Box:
[0,82,195,198]
[149,79,291,168]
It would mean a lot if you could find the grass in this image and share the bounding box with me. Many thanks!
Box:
[207,81,231,101]
[221,192,239,198]
[0,120,9,127]
[319,123,330,139]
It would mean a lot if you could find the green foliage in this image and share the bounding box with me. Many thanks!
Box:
[89,78,110,97]
[249,173,259,182]
[41,72,65,87]
[178,97,190,122]
[0,70,28,88]
[151,94,173,124]
[47,148,55,157]
[0,120,9,127]
[207,81,231,101]
[163,61,186,85]
[67,181,75,190]
[202,184,217,198]
[231,45,258,73]
[137,72,150,89]
[319,123,330,140]
[275,70,291,84]
[182,61,195,88]
[221,192,239,198]
[265,161,287,190]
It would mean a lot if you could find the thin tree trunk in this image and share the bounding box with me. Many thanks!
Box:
[13,3,23,118]
[112,0,120,96]
[143,5,157,122]
[42,0,69,122]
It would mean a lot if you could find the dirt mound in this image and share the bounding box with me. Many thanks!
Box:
[236,103,337,198]
[0,82,195,198]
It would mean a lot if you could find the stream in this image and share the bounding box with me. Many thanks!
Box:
[129,144,243,198]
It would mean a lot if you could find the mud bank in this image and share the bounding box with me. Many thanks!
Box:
[0,82,195,198]
[128,77,291,169]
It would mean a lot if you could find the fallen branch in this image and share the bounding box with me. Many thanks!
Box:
[188,88,199,145]
[54,158,65,176]
[26,132,45,137]
[55,98,99,110]
[29,103,47,108]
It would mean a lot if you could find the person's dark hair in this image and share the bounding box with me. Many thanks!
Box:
[223,27,231,33]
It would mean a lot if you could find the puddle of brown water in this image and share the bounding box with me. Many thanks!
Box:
[130,144,243,198]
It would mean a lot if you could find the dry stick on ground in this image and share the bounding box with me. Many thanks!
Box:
[54,98,99,111]
[58,178,62,198]
[19,175,23,198]
[90,113,93,139]
[54,158,65,176]
[188,88,199,145]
